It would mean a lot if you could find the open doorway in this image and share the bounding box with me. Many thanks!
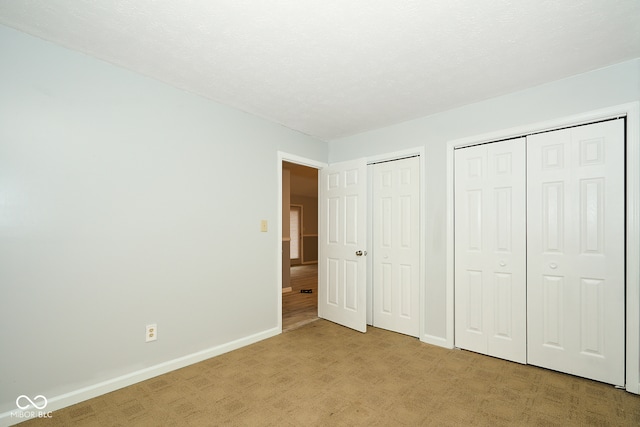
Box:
[282,161,319,331]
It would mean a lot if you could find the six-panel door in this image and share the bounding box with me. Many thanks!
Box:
[454,119,626,385]
[527,120,625,386]
[454,138,527,363]
[372,156,420,337]
[318,159,368,333]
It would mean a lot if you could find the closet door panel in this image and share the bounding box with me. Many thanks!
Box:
[527,119,625,386]
[454,138,526,363]
[372,156,420,337]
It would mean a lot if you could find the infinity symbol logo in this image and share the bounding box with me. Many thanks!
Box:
[16,395,48,410]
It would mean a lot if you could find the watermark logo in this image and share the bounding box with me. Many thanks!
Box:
[16,395,47,410]
[11,395,52,419]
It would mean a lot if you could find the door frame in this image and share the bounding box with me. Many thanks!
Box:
[445,102,640,394]
[277,152,327,333]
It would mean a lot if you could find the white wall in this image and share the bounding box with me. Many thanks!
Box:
[329,58,640,343]
[0,25,327,418]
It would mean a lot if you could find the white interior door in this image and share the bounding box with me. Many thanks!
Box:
[527,119,625,386]
[454,138,527,363]
[372,156,420,337]
[318,159,367,333]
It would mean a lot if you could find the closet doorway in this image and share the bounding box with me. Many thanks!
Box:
[317,152,423,336]
[454,119,625,386]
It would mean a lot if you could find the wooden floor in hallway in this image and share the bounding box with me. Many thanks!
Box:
[282,264,318,332]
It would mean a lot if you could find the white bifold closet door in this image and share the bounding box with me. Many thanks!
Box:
[371,156,420,337]
[527,120,625,386]
[454,138,527,364]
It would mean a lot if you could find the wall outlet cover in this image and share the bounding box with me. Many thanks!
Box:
[146,324,157,342]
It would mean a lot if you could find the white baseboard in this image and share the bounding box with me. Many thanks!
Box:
[0,327,280,427]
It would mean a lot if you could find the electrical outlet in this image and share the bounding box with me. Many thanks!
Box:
[146,324,157,342]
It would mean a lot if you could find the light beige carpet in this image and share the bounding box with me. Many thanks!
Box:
[17,319,640,426]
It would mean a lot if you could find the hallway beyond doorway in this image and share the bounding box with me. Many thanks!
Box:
[283,264,318,332]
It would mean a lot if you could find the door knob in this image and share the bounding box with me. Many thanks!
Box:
[356,250,363,256]
[549,263,558,269]
[499,261,506,267]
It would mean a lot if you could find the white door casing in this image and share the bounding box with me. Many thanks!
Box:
[318,159,368,333]
[527,119,625,386]
[372,157,420,337]
[454,138,527,363]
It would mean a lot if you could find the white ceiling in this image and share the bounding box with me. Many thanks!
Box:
[1,1,639,141]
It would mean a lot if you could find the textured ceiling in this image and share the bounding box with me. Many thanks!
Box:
[1,1,639,140]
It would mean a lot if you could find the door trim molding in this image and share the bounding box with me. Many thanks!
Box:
[277,152,327,333]
[445,102,640,394]
[625,103,640,394]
